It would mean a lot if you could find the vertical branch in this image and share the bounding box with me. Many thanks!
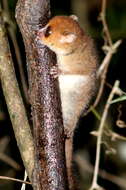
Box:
[90,80,120,190]
[0,3,34,180]
[89,1,122,189]
[15,0,68,190]
[90,0,121,110]
[100,0,112,47]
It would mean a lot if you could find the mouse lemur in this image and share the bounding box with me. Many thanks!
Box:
[37,15,98,190]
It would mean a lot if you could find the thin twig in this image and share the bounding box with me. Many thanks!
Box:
[0,153,21,170]
[75,154,126,190]
[90,80,120,190]
[0,136,10,153]
[99,0,112,47]
[90,0,122,110]
[90,108,126,141]
[0,136,21,170]
[21,171,28,190]
[93,64,108,108]
[0,176,31,185]
[97,40,122,78]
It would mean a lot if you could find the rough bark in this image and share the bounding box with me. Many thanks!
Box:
[16,0,68,190]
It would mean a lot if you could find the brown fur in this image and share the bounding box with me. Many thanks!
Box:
[38,15,98,190]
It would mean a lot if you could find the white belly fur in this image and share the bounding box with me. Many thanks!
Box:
[59,75,89,120]
[59,75,89,92]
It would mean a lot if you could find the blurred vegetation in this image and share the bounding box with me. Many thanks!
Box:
[0,0,126,190]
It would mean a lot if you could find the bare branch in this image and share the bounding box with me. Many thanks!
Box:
[97,40,122,78]
[75,154,126,190]
[91,0,122,109]
[90,80,120,190]
[99,0,112,47]
[0,176,31,185]
[0,3,34,180]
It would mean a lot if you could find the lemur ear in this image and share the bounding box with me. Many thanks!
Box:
[70,15,78,22]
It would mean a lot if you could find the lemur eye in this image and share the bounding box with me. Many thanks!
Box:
[44,25,52,37]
